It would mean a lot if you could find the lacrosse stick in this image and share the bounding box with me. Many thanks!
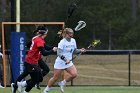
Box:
[65,3,77,26]
[69,40,101,62]
[74,21,86,31]
[87,40,101,48]
[58,20,86,38]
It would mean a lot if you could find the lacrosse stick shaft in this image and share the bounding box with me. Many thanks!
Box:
[66,40,101,65]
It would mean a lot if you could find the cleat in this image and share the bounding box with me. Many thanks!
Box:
[43,90,48,93]
[35,84,41,90]
[11,83,18,93]
[0,84,4,88]
[11,83,15,93]
[17,82,23,93]
[58,82,65,93]
[23,91,28,93]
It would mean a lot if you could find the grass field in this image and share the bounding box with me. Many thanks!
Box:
[0,86,140,93]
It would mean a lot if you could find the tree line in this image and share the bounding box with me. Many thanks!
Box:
[0,0,140,50]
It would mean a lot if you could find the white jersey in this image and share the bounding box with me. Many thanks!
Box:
[54,38,77,69]
[0,52,2,57]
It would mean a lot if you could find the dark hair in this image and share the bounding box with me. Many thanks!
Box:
[33,26,48,35]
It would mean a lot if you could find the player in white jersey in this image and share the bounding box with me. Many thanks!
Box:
[43,28,86,93]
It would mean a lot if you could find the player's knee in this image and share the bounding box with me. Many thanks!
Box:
[72,73,77,78]
[41,67,50,76]
[43,70,49,76]
[44,68,50,74]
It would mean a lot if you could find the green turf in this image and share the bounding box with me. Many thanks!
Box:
[1,86,140,93]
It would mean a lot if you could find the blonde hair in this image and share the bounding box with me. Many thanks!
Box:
[63,28,73,37]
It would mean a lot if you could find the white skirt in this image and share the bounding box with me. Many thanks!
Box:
[54,60,73,69]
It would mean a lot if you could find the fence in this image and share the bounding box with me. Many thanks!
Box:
[75,50,140,86]
[1,50,140,86]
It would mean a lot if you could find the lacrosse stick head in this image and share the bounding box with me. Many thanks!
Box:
[68,3,77,18]
[92,40,101,47]
[88,40,101,48]
[75,21,86,31]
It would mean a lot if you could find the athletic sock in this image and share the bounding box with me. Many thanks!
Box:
[22,81,27,87]
[61,80,66,85]
[44,86,51,92]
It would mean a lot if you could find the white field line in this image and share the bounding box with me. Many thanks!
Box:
[78,66,140,83]
[78,74,140,83]
[78,66,140,74]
